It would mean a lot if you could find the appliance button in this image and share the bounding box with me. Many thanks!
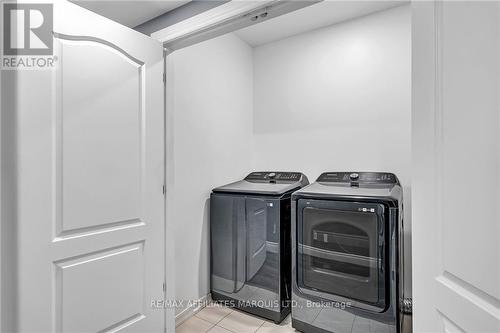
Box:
[350,173,359,180]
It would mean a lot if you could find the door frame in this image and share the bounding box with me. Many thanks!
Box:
[162,48,176,333]
[0,55,18,333]
[411,2,439,330]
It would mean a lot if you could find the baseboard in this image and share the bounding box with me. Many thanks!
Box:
[175,294,211,327]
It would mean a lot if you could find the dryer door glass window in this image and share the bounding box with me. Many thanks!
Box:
[297,200,387,309]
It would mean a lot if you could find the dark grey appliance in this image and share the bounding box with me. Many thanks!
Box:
[211,171,309,323]
[291,172,404,333]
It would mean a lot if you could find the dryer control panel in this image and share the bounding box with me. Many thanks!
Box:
[245,171,303,183]
[317,172,398,185]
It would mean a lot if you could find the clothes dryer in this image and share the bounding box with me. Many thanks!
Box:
[291,172,404,333]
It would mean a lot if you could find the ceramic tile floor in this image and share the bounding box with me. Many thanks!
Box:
[176,304,298,333]
[176,304,413,333]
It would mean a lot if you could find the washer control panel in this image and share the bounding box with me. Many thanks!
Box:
[317,172,398,185]
[245,172,303,182]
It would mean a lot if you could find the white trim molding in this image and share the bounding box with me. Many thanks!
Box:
[152,0,319,51]
[175,294,211,327]
[152,1,276,43]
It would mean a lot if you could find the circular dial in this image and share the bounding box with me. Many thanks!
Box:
[349,173,359,180]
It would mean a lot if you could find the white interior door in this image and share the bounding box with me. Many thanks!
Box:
[5,1,165,332]
[412,1,500,332]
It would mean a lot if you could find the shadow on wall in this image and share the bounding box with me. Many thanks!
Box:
[201,198,211,297]
[402,185,412,298]
[173,197,211,318]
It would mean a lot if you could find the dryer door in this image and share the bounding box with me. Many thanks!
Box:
[296,199,388,312]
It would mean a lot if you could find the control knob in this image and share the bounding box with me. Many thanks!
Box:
[350,173,359,181]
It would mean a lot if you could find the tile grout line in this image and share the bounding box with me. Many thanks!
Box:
[195,305,236,332]
[182,315,216,333]
[215,311,238,333]
[214,310,240,333]
[215,309,267,333]
[215,308,234,325]
[215,325,238,333]
[194,305,233,327]
[254,320,266,333]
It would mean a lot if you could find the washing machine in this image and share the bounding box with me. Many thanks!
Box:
[211,171,309,323]
[291,172,405,333]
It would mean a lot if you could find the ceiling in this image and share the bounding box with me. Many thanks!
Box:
[72,0,190,28]
[235,1,408,47]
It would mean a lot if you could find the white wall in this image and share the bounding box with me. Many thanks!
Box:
[252,5,412,295]
[166,33,254,317]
